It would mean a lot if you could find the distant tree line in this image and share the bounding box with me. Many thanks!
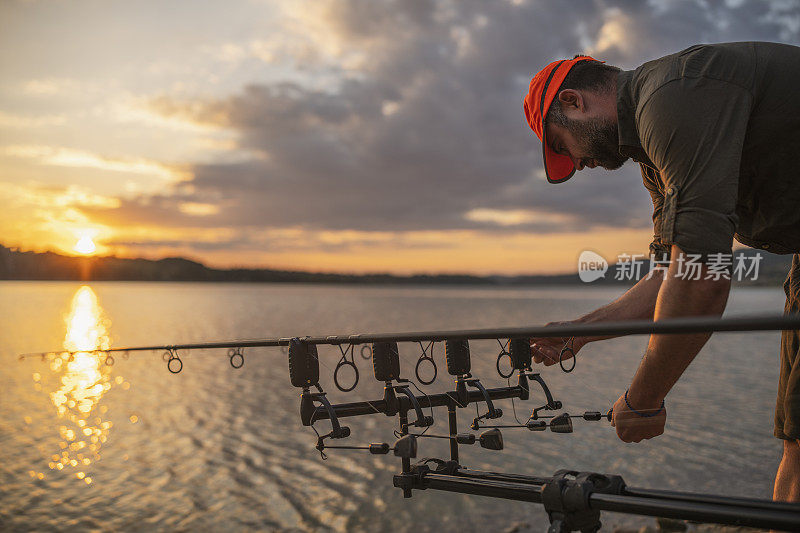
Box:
[0,245,790,286]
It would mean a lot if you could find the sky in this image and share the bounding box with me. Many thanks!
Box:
[1,0,799,275]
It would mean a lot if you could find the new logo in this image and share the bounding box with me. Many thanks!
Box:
[578,250,608,283]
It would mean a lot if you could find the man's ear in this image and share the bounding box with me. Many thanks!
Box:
[557,89,585,112]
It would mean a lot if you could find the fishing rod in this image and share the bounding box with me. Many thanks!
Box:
[20,313,800,531]
[21,313,800,387]
[22,312,800,354]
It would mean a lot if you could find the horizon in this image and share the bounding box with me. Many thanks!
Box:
[3,241,583,276]
[3,241,781,282]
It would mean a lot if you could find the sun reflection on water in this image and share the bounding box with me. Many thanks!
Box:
[34,285,123,485]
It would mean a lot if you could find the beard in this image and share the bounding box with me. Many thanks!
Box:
[564,116,628,170]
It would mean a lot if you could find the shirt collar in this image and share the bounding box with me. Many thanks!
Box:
[616,69,641,156]
[616,69,657,169]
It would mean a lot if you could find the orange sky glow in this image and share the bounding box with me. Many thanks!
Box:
[3,1,793,275]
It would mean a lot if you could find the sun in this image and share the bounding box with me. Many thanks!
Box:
[74,234,97,255]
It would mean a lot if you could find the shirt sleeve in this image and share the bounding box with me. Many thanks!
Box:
[636,77,752,259]
[639,164,672,260]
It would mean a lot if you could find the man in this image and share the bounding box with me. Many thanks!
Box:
[523,42,800,503]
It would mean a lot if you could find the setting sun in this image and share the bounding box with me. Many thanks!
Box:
[74,234,97,255]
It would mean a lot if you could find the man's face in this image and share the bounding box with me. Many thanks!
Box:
[545,114,628,172]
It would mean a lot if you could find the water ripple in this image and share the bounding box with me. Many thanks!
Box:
[1,282,788,531]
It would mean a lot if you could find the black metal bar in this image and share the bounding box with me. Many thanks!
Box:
[309,386,526,422]
[448,403,459,462]
[315,399,389,419]
[624,486,797,512]
[590,492,800,531]
[456,468,551,486]
[23,313,800,357]
[452,469,800,517]
[422,473,544,503]
[399,412,411,498]
[413,469,800,532]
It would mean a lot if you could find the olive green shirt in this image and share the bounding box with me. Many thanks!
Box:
[616,41,800,259]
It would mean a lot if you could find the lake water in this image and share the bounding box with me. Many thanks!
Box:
[0,281,789,532]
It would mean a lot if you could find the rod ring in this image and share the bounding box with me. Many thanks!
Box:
[334,359,359,392]
[229,348,244,369]
[496,350,513,379]
[559,346,576,373]
[104,354,115,366]
[167,355,183,374]
[360,345,372,360]
[415,355,437,385]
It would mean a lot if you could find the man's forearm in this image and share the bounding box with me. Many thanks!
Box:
[576,273,664,343]
[627,246,731,407]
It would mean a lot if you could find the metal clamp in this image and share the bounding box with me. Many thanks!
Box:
[542,470,626,533]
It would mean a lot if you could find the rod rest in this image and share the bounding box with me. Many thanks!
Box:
[457,375,502,418]
[299,386,350,439]
[389,380,434,429]
[522,371,563,418]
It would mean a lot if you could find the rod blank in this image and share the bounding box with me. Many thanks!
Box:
[21,313,800,357]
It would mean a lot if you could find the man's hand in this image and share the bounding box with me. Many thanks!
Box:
[529,321,588,366]
[611,393,666,443]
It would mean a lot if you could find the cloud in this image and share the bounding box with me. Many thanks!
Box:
[67,0,800,261]
[464,208,573,228]
[177,202,220,216]
[3,144,188,181]
[0,111,66,128]
[20,78,79,96]
[2,182,120,210]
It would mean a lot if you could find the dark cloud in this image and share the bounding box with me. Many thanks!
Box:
[93,0,800,242]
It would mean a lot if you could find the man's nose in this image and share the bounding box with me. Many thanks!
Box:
[570,154,584,171]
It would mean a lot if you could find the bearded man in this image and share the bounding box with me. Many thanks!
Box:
[523,42,800,503]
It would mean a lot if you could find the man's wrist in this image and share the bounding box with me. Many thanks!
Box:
[624,389,665,418]
[626,383,665,408]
